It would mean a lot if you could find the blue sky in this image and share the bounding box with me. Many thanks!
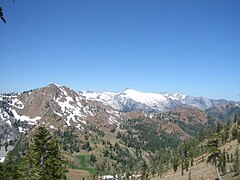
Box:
[0,0,240,100]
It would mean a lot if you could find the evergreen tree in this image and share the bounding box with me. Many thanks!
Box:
[184,159,189,171]
[20,126,67,180]
[190,158,194,167]
[233,146,240,175]
[172,156,179,173]
[234,113,238,124]
[232,126,238,140]
[0,154,21,180]
[44,137,67,179]
[227,119,232,130]
[181,159,184,175]
[207,139,221,175]
[141,161,148,180]
[0,163,4,179]
[219,149,226,174]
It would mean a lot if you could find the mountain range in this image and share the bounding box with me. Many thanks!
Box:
[0,83,238,134]
[1,83,240,178]
[80,88,231,112]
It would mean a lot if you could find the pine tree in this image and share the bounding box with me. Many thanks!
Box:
[232,126,238,140]
[234,113,238,124]
[0,163,4,179]
[45,137,67,179]
[141,161,148,180]
[20,126,67,180]
[181,159,184,175]
[233,146,240,175]
[172,156,179,173]
[219,149,226,174]
[190,158,194,167]
[0,154,21,180]
[207,139,221,177]
[184,159,189,171]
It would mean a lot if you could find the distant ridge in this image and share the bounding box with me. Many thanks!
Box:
[80,88,231,112]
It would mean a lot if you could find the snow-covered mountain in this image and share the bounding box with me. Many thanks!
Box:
[0,84,237,162]
[0,84,130,161]
[80,88,229,112]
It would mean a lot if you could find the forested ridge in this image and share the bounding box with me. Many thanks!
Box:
[0,114,240,179]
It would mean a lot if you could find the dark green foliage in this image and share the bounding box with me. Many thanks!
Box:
[0,154,20,180]
[118,118,181,152]
[181,160,184,175]
[172,156,179,173]
[20,126,67,180]
[141,161,149,180]
[233,147,240,175]
[175,120,211,137]
[59,127,80,153]
[232,126,238,140]
[82,141,92,151]
[234,114,237,124]
[207,139,220,166]
[219,149,226,174]
[90,154,97,164]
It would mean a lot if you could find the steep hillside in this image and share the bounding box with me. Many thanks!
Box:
[151,120,240,180]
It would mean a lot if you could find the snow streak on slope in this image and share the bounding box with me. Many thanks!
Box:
[0,107,11,126]
[9,97,24,109]
[10,109,41,125]
[54,85,88,127]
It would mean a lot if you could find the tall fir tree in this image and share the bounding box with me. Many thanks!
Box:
[45,137,67,179]
[20,126,67,180]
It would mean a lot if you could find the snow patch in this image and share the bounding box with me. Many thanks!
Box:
[83,106,94,116]
[106,109,121,120]
[6,120,12,127]
[9,98,24,109]
[76,123,84,130]
[0,157,5,163]
[0,109,10,120]
[19,127,24,133]
[168,92,186,101]
[108,116,120,126]
[49,125,55,129]
[11,109,41,125]
[53,110,62,117]
[55,87,89,127]
[101,175,114,180]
